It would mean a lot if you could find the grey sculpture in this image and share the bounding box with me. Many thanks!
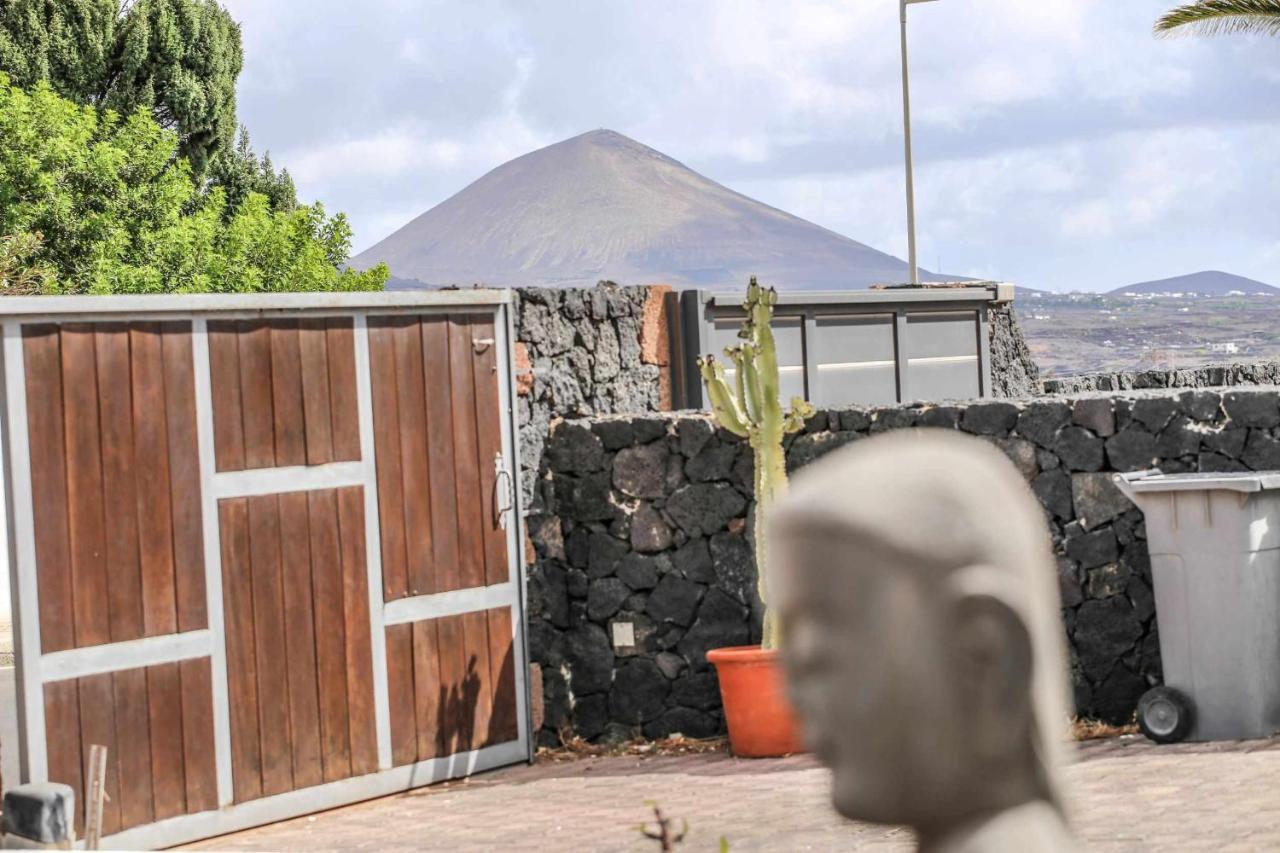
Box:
[768,429,1076,852]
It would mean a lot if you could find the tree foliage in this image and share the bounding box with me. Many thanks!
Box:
[0,0,243,173]
[0,76,388,294]
[0,231,50,294]
[1156,0,1280,37]
[208,127,298,215]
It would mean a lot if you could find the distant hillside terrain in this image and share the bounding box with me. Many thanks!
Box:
[1109,271,1279,297]
[353,129,953,290]
[1018,292,1280,378]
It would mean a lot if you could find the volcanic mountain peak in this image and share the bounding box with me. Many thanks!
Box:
[353,129,939,290]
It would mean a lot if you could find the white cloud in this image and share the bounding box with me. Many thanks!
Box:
[220,0,1280,288]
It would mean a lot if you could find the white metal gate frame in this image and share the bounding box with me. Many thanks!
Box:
[0,291,533,850]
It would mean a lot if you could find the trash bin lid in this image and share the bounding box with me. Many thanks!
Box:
[1114,470,1280,495]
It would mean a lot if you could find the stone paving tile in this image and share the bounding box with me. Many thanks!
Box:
[180,735,1280,851]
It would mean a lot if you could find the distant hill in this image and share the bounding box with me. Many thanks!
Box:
[1109,271,1280,297]
[352,129,955,290]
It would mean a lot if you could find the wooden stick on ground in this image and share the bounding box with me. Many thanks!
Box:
[84,745,108,850]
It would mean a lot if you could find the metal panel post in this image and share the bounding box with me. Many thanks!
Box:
[0,322,45,785]
[978,304,993,397]
[679,291,707,410]
[894,309,911,403]
[498,301,535,763]
[802,313,819,404]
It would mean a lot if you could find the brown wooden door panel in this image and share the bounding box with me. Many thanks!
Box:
[384,606,520,767]
[219,485,379,803]
[208,319,360,473]
[23,323,208,653]
[369,312,512,601]
[43,661,219,836]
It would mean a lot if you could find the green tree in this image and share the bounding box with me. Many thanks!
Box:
[207,127,298,215]
[0,0,243,174]
[0,232,50,294]
[1156,1,1280,37]
[0,75,387,294]
[0,0,116,99]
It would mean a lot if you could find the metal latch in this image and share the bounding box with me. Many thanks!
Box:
[494,453,513,528]
[473,337,495,354]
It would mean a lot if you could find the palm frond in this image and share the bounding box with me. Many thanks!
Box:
[1156,0,1280,37]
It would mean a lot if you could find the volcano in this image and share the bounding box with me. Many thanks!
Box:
[352,129,944,290]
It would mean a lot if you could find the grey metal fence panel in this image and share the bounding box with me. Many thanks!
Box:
[678,286,1012,409]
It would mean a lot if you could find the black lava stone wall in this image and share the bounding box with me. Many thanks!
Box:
[514,284,664,510]
[526,388,1280,746]
[1044,361,1280,395]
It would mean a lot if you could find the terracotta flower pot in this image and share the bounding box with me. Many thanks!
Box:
[706,645,805,758]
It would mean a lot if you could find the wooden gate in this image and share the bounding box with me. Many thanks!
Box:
[0,292,531,849]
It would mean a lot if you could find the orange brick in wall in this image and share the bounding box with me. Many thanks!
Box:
[514,341,534,396]
[639,285,674,410]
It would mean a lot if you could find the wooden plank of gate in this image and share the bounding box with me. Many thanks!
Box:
[145,662,185,822]
[448,316,486,591]
[247,494,293,796]
[470,315,510,586]
[460,611,494,753]
[435,614,468,757]
[327,319,362,462]
[410,618,442,761]
[298,319,335,466]
[131,323,179,638]
[238,322,277,470]
[366,319,409,602]
[161,321,209,631]
[392,317,434,596]
[180,656,219,813]
[384,622,417,766]
[60,324,112,648]
[307,490,352,783]
[269,320,307,468]
[206,321,246,472]
[43,680,84,835]
[113,666,155,829]
[421,318,461,593]
[278,491,324,790]
[218,498,263,802]
[337,487,378,775]
[23,326,76,653]
[77,673,122,835]
[486,607,519,746]
[95,324,146,644]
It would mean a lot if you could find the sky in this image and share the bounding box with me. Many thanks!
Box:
[221,0,1280,293]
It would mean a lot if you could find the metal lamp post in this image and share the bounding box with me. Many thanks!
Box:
[900,0,938,285]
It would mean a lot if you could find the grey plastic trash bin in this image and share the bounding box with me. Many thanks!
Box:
[1114,470,1280,743]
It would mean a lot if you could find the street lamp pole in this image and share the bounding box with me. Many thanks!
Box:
[899,0,938,286]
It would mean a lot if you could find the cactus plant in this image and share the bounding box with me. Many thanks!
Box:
[697,278,814,650]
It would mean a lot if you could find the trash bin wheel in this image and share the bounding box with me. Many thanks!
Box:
[1137,686,1193,744]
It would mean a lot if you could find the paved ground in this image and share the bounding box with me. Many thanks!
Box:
[182,735,1280,851]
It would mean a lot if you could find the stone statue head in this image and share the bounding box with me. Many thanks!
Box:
[768,429,1074,849]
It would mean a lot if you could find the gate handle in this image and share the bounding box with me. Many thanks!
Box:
[494,456,513,526]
